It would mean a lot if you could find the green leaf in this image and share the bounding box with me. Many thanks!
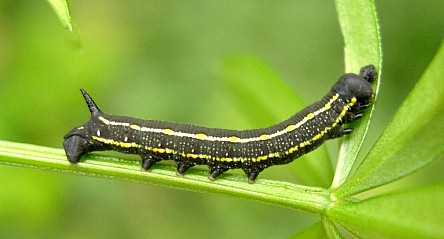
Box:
[331,0,382,189]
[0,140,329,213]
[290,221,327,239]
[322,217,345,239]
[221,55,333,188]
[46,0,72,31]
[335,40,444,197]
[327,183,444,238]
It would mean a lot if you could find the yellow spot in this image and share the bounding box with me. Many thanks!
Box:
[196,133,207,139]
[285,125,295,131]
[153,148,165,153]
[93,136,102,141]
[98,116,110,125]
[288,146,297,153]
[351,97,357,103]
[130,124,141,130]
[186,153,198,159]
[300,142,306,148]
[307,113,315,119]
[332,94,339,101]
[269,152,280,158]
[220,157,233,162]
[229,136,240,142]
[256,156,267,162]
[312,133,322,141]
[203,154,211,159]
[304,141,311,147]
[324,103,331,109]
[163,129,175,135]
[165,148,174,154]
[259,134,270,140]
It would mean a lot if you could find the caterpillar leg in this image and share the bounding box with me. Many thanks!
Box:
[208,165,229,181]
[343,128,353,135]
[247,172,259,184]
[242,167,264,183]
[329,126,352,138]
[342,112,364,123]
[357,102,372,111]
[176,161,196,176]
[141,154,161,170]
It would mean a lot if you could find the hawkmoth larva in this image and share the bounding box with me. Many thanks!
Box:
[63,65,376,183]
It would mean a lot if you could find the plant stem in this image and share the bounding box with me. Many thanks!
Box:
[0,140,330,213]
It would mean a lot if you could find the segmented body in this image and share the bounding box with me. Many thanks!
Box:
[63,65,376,183]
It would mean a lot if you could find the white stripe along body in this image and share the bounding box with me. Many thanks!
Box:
[63,65,376,183]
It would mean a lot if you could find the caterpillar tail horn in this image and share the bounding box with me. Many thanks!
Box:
[80,88,101,114]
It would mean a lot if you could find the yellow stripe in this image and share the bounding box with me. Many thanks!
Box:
[286,125,295,131]
[95,94,342,144]
[98,116,110,125]
[92,136,140,148]
[91,94,356,163]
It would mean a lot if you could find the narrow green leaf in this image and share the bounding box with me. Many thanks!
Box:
[331,0,382,189]
[0,140,330,213]
[221,55,333,187]
[290,221,327,239]
[335,0,382,72]
[322,217,344,239]
[46,0,72,31]
[327,183,444,238]
[335,40,444,197]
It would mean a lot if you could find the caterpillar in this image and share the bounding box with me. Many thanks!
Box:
[63,65,376,183]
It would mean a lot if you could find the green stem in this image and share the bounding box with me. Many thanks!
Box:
[0,140,330,213]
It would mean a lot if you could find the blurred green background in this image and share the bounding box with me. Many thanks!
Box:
[0,1,443,238]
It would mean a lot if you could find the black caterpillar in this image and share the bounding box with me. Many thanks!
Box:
[63,65,376,183]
